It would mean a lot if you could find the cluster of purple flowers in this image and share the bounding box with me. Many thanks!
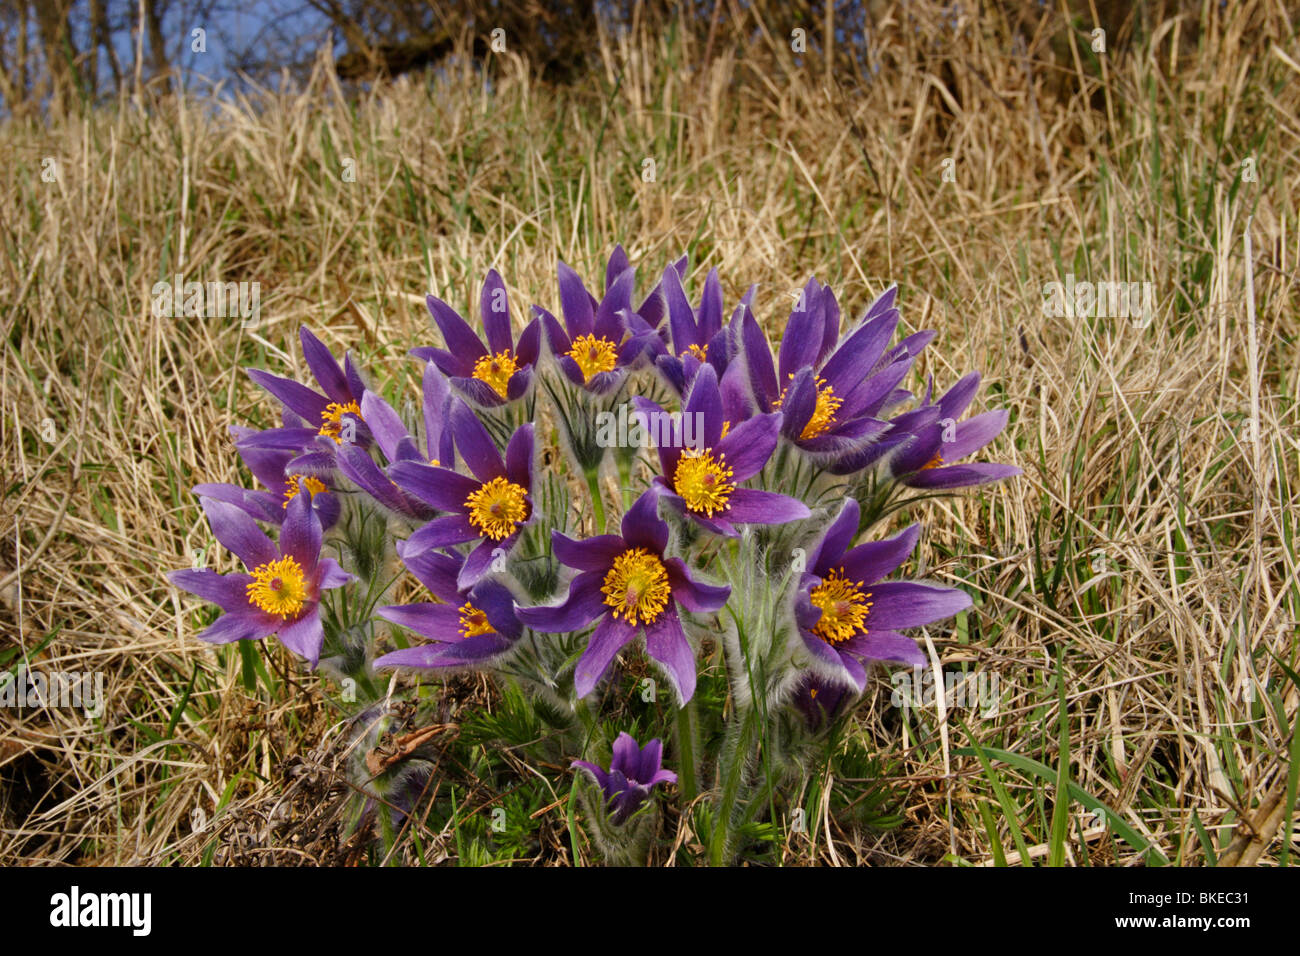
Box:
[169,247,1018,831]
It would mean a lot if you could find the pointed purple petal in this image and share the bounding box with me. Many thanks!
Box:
[574,613,638,698]
[516,570,606,632]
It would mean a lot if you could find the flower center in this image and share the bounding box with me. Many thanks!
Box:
[464,476,530,541]
[774,376,842,440]
[921,452,945,470]
[602,548,671,626]
[568,334,619,381]
[673,449,735,517]
[684,343,708,361]
[282,474,326,508]
[319,401,362,443]
[808,569,872,645]
[471,350,519,398]
[246,555,309,618]
[458,602,494,638]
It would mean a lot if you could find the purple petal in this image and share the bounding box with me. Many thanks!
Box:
[421,363,456,466]
[377,602,463,640]
[552,532,626,572]
[664,558,730,612]
[863,581,972,630]
[480,269,513,355]
[457,537,503,589]
[516,570,606,632]
[720,488,810,525]
[942,410,1010,461]
[574,613,638,698]
[246,369,328,425]
[197,611,277,645]
[360,391,412,464]
[903,462,1022,489]
[201,497,278,570]
[683,363,724,449]
[396,544,464,602]
[558,261,595,338]
[505,423,534,488]
[808,498,859,575]
[316,558,352,590]
[167,568,255,613]
[388,460,481,512]
[515,316,542,366]
[713,412,780,480]
[406,513,478,551]
[938,372,981,420]
[450,400,505,482]
[819,308,899,395]
[843,630,926,668]
[778,280,824,381]
[278,610,325,668]
[299,327,351,404]
[427,294,488,363]
[190,483,282,524]
[643,607,697,703]
[620,487,668,555]
[278,490,322,578]
[611,731,640,776]
[741,308,778,408]
[839,524,920,586]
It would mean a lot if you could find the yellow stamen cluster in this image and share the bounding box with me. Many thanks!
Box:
[319,401,362,443]
[684,343,709,361]
[458,602,494,638]
[921,452,945,470]
[282,474,326,508]
[567,334,619,381]
[809,569,873,645]
[464,476,529,541]
[774,376,842,440]
[673,449,735,517]
[471,350,519,399]
[246,556,309,618]
[602,548,671,626]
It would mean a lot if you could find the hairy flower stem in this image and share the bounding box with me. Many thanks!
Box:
[583,466,607,533]
[710,698,758,866]
[675,697,699,806]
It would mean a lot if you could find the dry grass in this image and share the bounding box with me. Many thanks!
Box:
[1,0,1297,865]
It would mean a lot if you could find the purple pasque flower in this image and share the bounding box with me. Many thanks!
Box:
[166,491,353,668]
[388,401,535,589]
[633,363,809,537]
[596,244,687,332]
[536,251,678,394]
[334,363,456,520]
[410,268,542,408]
[652,265,752,395]
[373,541,522,670]
[739,281,926,459]
[243,326,371,452]
[516,487,729,704]
[790,672,851,731]
[572,732,677,825]
[794,498,970,692]
[887,372,1021,489]
[193,425,341,530]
